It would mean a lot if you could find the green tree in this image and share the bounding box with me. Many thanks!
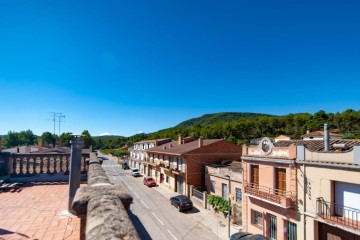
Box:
[59,132,72,147]
[40,131,56,146]
[81,130,96,149]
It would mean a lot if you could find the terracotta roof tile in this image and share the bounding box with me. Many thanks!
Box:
[145,139,223,155]
[275,139,360,152]
[301,131,342,137]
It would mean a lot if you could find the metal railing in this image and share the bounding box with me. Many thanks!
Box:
[192,188,204,201]
[316,198,360,230]
[244,181,294,206]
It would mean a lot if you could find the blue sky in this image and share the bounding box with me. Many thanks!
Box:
[1,1,359,136]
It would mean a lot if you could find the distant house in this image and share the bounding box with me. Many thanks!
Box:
[205,161,243,225]
[274,135,291,142]
[145,135,242,196]
[129,138,172,175]
[301,130,342,140]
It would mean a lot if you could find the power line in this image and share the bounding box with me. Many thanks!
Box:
[48,112,65,135]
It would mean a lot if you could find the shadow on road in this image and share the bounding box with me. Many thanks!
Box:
[184,205,200,214]
[128,210,152,240]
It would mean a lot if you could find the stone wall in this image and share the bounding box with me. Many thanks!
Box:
[72,155,140,240]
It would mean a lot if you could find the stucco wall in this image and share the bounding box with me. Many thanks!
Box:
[297,164,360,240]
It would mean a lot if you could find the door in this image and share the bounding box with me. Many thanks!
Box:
[269,215,277,240]
[160,173,164,183]
[176,175,183,194]
[251,165,259,188]
[276,168,287,196]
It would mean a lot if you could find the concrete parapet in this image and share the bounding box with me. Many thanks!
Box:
[72,156,139,240]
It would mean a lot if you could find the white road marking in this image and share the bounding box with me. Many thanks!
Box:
[132,190,139,198]
[151,212,164,226]
[167,229,177,240]
[141,200,149,209]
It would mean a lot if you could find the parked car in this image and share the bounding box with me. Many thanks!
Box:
[131,168,141,177]
[230,232,267,240]
[170,195,193,212]
[143,176,156,187]
[122,162,129,170]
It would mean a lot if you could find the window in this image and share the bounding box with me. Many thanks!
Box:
[251,209,263,227]
[211,180,216,193]
[222,183,228,200]
[286,222,297,240]
[177,158,183,171]
[166,176,169,183]
[169,156,174,169]
[269,215,277,240]
[235,188,242,203]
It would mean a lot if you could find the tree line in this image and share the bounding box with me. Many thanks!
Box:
[1,109,359,149]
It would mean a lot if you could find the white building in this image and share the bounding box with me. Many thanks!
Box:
[129,138,172,175]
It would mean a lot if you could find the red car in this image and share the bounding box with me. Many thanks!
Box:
[143,176,156,187]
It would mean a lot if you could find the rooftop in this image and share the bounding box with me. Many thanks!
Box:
[145,139,223,155]
[301,130,343,137]
[0,182,81,240]
[275,139,360,152]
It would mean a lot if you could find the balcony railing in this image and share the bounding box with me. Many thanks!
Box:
[10,153,89,176]
[244,181,295,208]
[316,198,360,230]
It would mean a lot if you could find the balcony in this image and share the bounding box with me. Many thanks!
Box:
[244,181,295,208]
[316,198,360,230]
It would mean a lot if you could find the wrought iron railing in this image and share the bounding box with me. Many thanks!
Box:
[192,188,204,201]
[316,197,360,230]
[244,181,295,207]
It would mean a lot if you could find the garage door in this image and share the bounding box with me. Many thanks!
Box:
[335,182,360,218]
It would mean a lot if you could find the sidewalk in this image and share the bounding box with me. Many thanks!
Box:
[154,185,241,240]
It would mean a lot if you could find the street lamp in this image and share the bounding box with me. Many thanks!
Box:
[224,173,231,238]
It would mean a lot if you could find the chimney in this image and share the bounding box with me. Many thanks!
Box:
[198,136,203,148]
[178,135,183,145]
[38,139,43,151]
[324,123,329,151]
[306,130,310,134]
[90,145,93,152]
[155,140,159,146]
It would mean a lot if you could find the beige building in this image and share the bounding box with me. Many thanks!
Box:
[294,139,360,240]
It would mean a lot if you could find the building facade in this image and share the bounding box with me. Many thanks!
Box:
[145,136,242,196]
[205,161,243,225]
[295,139,360,240]
[129,138,172,174]
[242,137,299,240]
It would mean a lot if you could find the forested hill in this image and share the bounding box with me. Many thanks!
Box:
[176,112,274,127]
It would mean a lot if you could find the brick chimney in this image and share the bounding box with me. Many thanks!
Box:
[198,136,203,148]
[38,139,43,151]
[178,135,183,145]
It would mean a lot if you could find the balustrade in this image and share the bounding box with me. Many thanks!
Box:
[10,153,89,177]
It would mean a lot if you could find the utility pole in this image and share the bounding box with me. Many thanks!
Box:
[58,113,66,135]
[48,112,65,136]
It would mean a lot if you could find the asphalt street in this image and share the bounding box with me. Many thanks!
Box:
[100,155,224,240]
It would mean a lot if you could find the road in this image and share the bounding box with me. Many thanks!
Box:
[99,155,223,240]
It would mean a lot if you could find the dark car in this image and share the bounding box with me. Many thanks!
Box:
[230,232,267,240]
[143,176,156,187]
[122,162,129,170]
[170,195,193,212]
